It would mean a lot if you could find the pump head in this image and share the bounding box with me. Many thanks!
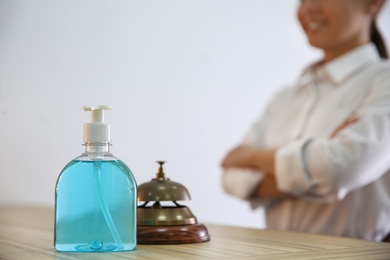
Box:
[82,105,113,143]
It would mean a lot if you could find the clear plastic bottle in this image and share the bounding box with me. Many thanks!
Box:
[54,105,137,252]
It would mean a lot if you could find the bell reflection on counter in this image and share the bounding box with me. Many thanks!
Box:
[137,161,210,244]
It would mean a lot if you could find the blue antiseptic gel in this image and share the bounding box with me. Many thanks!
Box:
[55,105,137,252]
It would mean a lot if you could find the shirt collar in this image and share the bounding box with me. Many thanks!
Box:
[297,43,380,88]
[323,43,380,84]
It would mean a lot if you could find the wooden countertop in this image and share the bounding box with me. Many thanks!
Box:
[1,206,389,259]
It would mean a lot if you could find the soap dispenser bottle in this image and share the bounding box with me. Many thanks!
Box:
[55,105,137,252]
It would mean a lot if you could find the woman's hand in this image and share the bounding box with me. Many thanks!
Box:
[252,174,290,199]
[221,146,258,169]
[221,146,276,174]
[331,113,359,138]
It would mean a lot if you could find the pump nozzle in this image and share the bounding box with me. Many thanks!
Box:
[83,105,113,143]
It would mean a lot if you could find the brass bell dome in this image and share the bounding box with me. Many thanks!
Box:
[137,161,210,244]
[138,161,191,202]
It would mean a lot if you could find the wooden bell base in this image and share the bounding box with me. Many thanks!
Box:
[137,223,210,244]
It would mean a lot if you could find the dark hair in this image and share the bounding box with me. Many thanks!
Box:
[370,19,389,59]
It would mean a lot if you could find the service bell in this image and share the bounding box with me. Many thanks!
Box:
[137,161,210,244]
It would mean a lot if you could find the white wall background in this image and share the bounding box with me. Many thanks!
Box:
[0,0,389,229]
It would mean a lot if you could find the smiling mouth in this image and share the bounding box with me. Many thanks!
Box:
[306,22,325,31]
[309,23,321,29]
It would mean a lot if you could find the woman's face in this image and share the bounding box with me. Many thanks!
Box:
[297,0,374,60]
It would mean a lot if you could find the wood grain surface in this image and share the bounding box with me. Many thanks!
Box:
[1,206,389,259]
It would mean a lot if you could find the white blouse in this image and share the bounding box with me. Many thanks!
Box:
[222,43,390,241]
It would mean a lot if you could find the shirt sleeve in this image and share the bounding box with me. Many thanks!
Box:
[221,89,286,201]
[275,69,390,203]
[222,168,264,200]
[221,115,267,200]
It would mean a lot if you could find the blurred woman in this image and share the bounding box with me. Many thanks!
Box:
[221,0,390,242]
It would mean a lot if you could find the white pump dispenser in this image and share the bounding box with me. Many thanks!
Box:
[83,105,112,143]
